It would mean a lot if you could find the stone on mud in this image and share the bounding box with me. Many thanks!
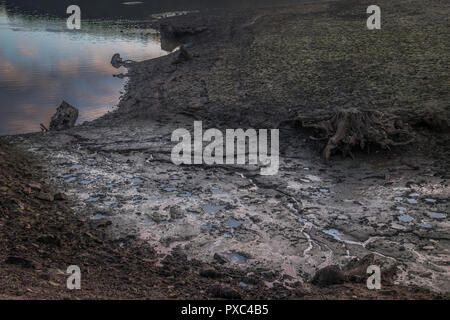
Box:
[49,101,79,131]
[199,267,222,279]
[36,192,54,202]
[209,285,241,299]
[311,265,345,287]
[54,193,68,201]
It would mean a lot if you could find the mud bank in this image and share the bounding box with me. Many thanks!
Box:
[1,0,449,298]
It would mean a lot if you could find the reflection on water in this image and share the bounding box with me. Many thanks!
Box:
[2,0,310,19]
[0,4,167,135]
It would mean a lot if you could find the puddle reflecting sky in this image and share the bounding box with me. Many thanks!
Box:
[0,3,167,135]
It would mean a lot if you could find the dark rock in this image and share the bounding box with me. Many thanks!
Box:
[209,285,241,299]
[311,265,345,287]
[111,53,123,68]
[213,253,230,265]
[36,192,54,202]
[5,256,34,268]
[199,267,222,279]
[37,235,61,247]
[49,101,78,131]
[422,111,449,132]
[172,45,192,65]
[54,192,68,201]
[28,183,41,191]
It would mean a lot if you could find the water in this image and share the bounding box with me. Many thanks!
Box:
[0,3,167,135]
[0,0,313,136]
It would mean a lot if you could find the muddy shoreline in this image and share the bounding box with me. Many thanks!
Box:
[1,0,449,299]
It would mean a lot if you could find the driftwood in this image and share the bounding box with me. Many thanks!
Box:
[298,108,415,161]
[40,123,49,132]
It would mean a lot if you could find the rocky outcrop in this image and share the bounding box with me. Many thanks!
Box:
[49,101,79,131]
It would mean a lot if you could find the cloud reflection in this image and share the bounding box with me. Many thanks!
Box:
[0,6,167,135]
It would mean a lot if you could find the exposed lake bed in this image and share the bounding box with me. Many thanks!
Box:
[1,0,449,299]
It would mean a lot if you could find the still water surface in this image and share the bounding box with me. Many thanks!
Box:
[0,3,167,135]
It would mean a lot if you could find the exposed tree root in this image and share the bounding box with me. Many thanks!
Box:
[298,108,415,161]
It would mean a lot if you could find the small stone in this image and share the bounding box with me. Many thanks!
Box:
[28,183,41,191]
[398,215,414,223]
[423,246,435,250]
[209,285,241,299]
[5,256,34,268]
[199,267,222,279]
[391,223,407,230]
[54,193,68,201]
[424,198,437,204]
[11,199,24,210]
[407,198,418,204]
[428,212,447,219]
[36,193,54,202]
[213,253,230,265]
